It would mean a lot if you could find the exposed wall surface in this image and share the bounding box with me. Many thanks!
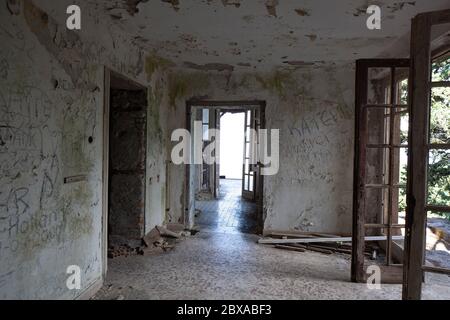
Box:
[109,89,147,246]
[145,72,170,231]
[0,0,168,299]
[166,66,355,234]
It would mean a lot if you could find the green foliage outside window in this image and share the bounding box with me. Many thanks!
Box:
[398,56,450,221]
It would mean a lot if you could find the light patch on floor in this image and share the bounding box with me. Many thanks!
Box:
[195,179,258,234]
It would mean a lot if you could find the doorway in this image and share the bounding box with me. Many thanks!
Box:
[186,101,265,234]
[106,72,148,250]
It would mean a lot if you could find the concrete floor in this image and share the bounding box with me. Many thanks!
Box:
[195,179,258,234]
[94,228,450,300]
[94,179,450,300]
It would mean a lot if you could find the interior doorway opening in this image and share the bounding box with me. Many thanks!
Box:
[187,101,265,235]
[106,71,148,252]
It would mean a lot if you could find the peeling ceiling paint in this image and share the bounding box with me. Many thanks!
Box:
[34,0,450,71]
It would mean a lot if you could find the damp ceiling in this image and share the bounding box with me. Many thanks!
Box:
[39,0,450,71]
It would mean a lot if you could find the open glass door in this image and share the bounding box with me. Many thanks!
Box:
[214,109,221,199]
[403,10,450,300]
[201,109,210,192]
[352,59,410,283]
[242,109,256,201]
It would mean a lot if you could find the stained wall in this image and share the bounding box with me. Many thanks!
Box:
[165,66,355,234]
[0,0,168,299]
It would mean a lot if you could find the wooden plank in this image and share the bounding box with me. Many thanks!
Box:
[365,223,405,228]
[427,9,450,24]
[265,230,345,238]
[279,243,334,255]
[425,205,450,213]
[311,232,343,238]
[274,245,305,252]
[305,245,333,255]
[430,81,450,87]
[268,232,316,238]
[422,265,450,276]
[259,235,404,244]
[308,244,352,255]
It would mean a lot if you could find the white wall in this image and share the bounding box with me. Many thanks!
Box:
[220,113,245,180]
[166,66,355,235]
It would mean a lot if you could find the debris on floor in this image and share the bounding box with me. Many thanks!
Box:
[108,224,198,259]
[426,217,450,269]
[259,231,377,257]
[196,192,214,201]
[92,284,151,300]
[108,244,142,258]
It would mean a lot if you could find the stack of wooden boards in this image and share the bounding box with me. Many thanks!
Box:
[258,231,403,257]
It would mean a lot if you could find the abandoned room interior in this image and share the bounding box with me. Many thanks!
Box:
[0,0,449,301]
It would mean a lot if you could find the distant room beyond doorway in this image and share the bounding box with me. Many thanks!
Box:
[194,109,259,234]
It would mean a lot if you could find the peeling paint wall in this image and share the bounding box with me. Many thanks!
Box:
[166,65,355,234]
[0,0,168,299]
[145,71,169,231]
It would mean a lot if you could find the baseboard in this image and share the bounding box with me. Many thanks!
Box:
[75,277,104,300]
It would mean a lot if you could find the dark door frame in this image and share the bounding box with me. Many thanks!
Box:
[352,58,410,283]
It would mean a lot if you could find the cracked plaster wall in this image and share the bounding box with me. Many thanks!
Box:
[0,0,169,299]
[166,66,355,234]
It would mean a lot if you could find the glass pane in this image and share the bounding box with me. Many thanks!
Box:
[245,142,250,158]
[365,148,390,185]
[431,54,450,82]
[366,238,387,264]
[397,187,407,223]
[245,126,250,142]
[247,111,251,126]
[366,107,390,145]
[202,109,209,123]
[249,175,254,192]
[391,227,406,263]
[425,211,450,274]
[427,149,450,206]
[393,108,409,145]
[395,68,409,105]
[245,174,249,189]
[389,187,405,224]
[365,188,389,226]
[368,68,391,105]
[430,87,450,144]
[202,124,209,141]
[397,149,408,186]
